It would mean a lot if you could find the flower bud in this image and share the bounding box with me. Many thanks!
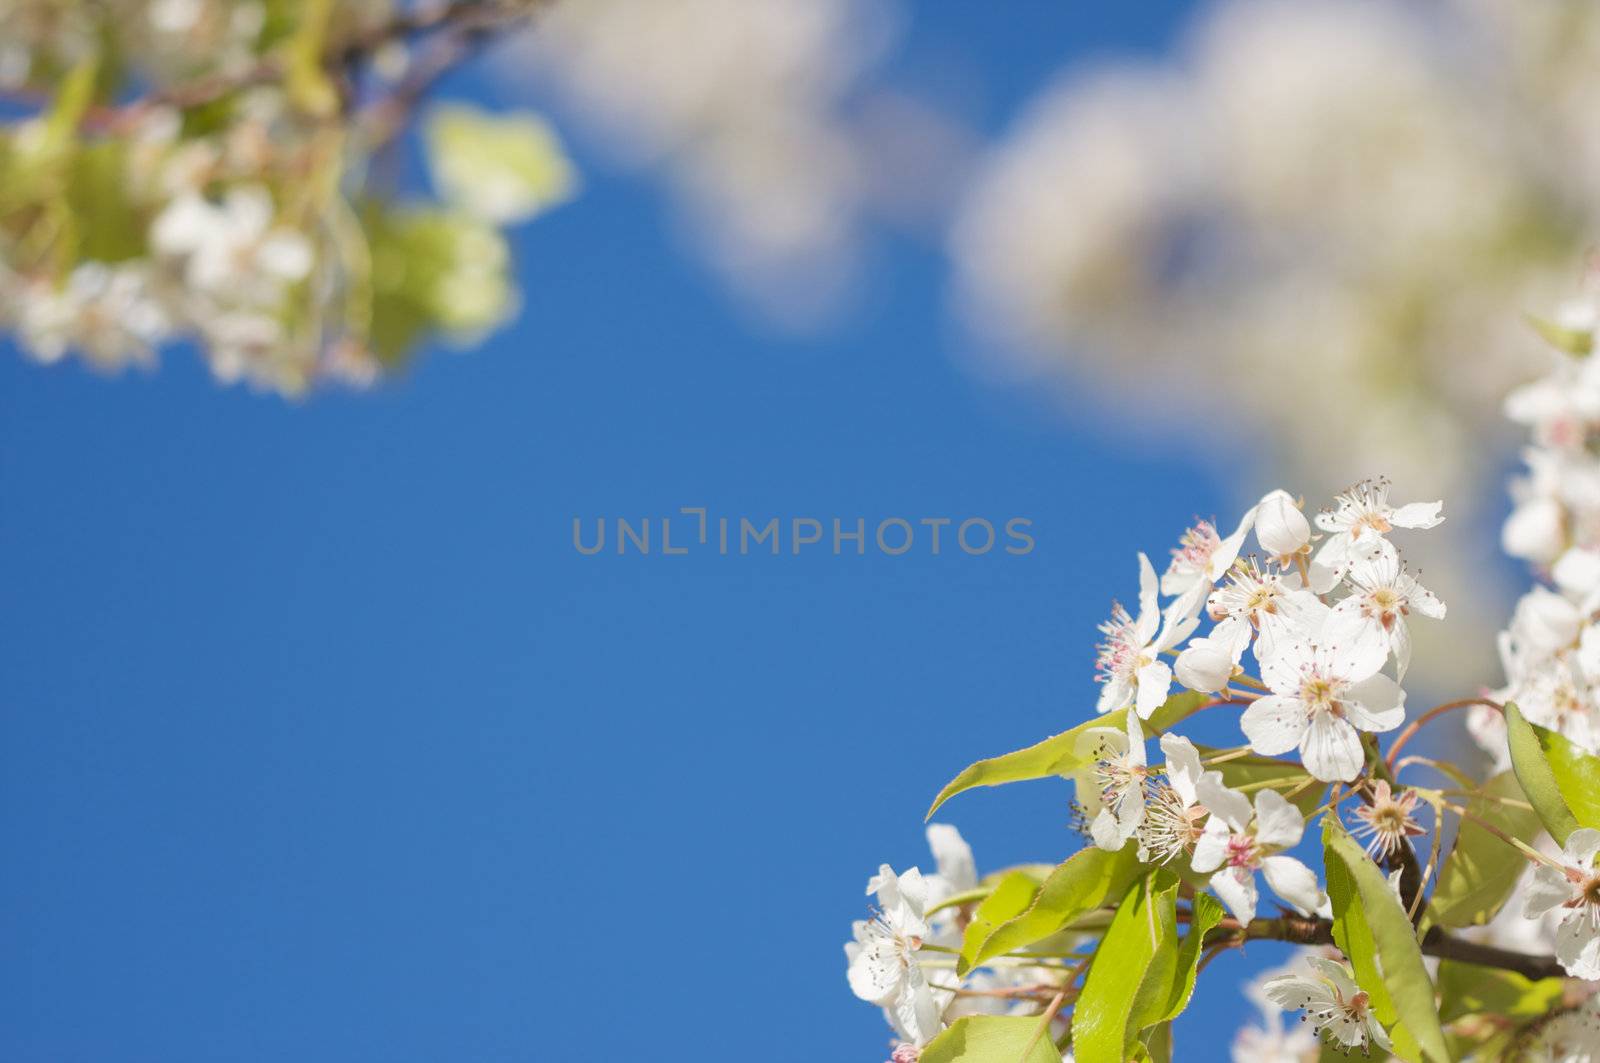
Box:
[1255,489,1310,558]
[1175,636,1235,693]
[890,1045,921,1063]
[1502,496,1565,565]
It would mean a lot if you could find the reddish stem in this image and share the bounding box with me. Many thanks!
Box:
[1385,698,1502,772]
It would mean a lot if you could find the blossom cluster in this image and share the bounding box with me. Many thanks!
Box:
[844,435,1600,1061]
[1478,285,1600,763]
[0,0,571,394]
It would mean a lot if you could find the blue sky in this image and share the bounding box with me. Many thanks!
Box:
[0,3,1340,1060]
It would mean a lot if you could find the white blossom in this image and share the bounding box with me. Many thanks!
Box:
[1240,639,1406,783]
[1135,733,1212,864]
[1261,956,1392,1056]
[1231,956,1322,1063]
[1192,782,1323,922]
[1094,553,1196,718]
[1524,828,1600,981]
[1322,550,1445,680]
[846,865,943,1047]
[1072,712,1150,852]
[1162,510,1255,622]
[1312,478,1443,582]
[1205,559,1326,668]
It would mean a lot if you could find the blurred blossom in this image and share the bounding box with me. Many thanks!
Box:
[952,0,1600,683]
[507,0,903,326]
[0,0,569,394]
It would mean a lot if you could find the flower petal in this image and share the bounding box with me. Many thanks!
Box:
[1342,673,1407,734]
[1524,865,1573,919]
[1135,660,1173,720]
[1390,500,1444,529]
[1300,711,1364,782]
[1191,818,1232,873]
[1210,866,1258,923]
[1261,854,1323,916]
[1241,695,1309,756]
[1253,788,1305,849]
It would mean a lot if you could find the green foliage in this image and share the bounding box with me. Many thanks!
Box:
[1071,871,1202,1063]
[926,692,1211,817]
[1436,961,1563,1024]
[1156,892,1224,1027]
[65,143,145,264]
[918,1015,1060,1063]
[959,846,1143,976]
[425,104,577,225]
[365,204,515,364]
[1428,771,1542,928]
[283,0,339,118]
[1505,701,1600,844]
[957,871,1039,972]
[1324,823,1450,1063]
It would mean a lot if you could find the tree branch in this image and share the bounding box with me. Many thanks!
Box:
[1238,913,1568,982]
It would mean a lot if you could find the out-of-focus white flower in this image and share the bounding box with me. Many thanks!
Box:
[922,823,976,908]
[512,0,902,323]
[14,262,169,370]
[1192,783,1323,922]
[1524,996,1600,1062]
[1231,956,1322,1063]
[1262,956,1392,1056]
[1241,639,1406,782]
[152,186,312,304]
[1094,553,1197,718]
[1524,828,1600,980]
[1505,494,1570,566]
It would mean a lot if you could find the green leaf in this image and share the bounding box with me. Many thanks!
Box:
[1525,312,1595,356]
[1154,892,1225,1025]
[364,203,515,363]
[919,1015,1060,1063]
[1071,872,1179,1063]
[1428,771,1542,928]
[958,871,1040,973]
[961,845,1144,975]
[283,0,338,117]
[425,104,577,225]
[1140,1022,1172,1063]
[1324,824,1450,1063]
[1436,960,1564,1024]
[1506,701,1592,844]
[44,57,99,150]
[927,692,1210,817]
[66,142,145,262]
